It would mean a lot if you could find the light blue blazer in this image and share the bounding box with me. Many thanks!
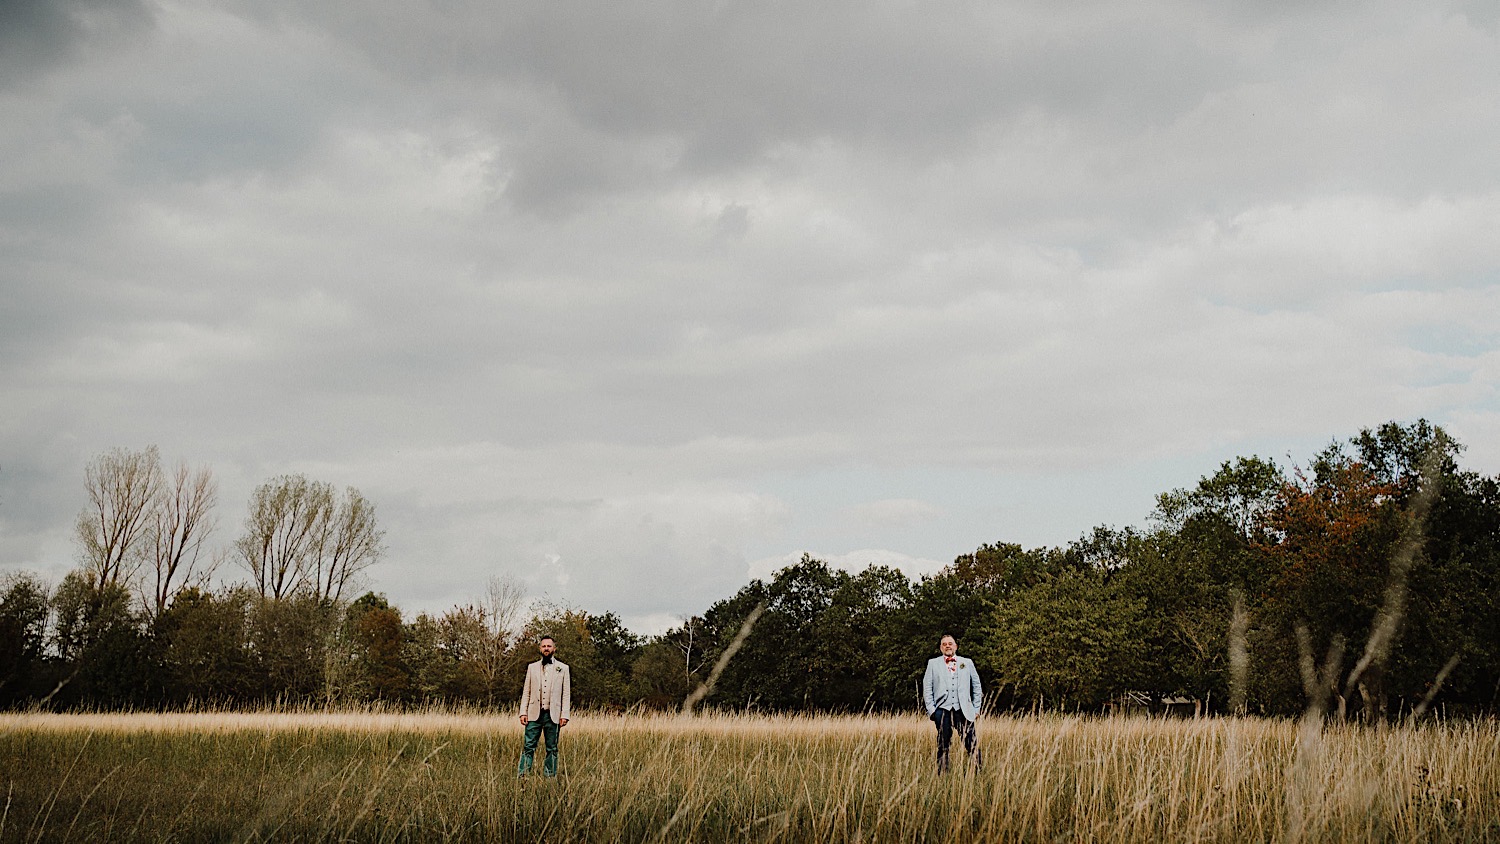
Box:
[923,654,982,721]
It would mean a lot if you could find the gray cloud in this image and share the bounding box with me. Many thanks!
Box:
[2,0,1498,622]
[0,0,154,89]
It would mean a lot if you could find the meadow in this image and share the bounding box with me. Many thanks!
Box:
[2,709,1497,843]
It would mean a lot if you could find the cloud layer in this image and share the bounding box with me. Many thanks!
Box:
[3,0,1498,630]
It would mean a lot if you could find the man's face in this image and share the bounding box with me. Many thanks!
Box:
[539,639,555,657]
[940,636,957,656]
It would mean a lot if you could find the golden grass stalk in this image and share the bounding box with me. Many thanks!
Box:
[3,710,1497,842]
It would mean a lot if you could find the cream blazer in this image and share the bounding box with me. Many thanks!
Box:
[519,659,571,722]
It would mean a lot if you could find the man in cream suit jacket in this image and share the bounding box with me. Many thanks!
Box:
[922,634,982,773]
[517,636,571,777]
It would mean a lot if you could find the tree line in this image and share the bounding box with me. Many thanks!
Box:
[3,420,1498,718]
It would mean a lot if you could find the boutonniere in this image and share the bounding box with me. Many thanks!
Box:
[959,661,966,669]
[554,665,563,673]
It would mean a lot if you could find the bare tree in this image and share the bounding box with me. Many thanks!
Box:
[76,446,164,590]
[236,475,335,600]
[475,574,526,700]
[673,616,706,682]
[311,488,384,604]
[144,463,218,620]
[484,574,526,649]
[235,475,384,603]
[431,577,526,705]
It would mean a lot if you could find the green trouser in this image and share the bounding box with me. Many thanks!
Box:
[518,711,561,776]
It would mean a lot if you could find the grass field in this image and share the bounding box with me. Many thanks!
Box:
[2,710,1497,842]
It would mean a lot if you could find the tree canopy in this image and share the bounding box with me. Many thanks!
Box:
[5,420,1498,719]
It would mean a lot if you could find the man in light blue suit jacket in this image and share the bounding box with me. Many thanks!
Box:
[922,634,982,773]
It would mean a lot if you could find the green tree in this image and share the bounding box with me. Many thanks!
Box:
[978,567,1150,711]
[1353,420,1500,716]
[811,564,910,710]
[629,639,694,708]
[1400,467,1500,715]
[1352,419,1460,495]
[246,593,335,703]
[699,557,832,710]
[1144,456,1286,711]
[402,613,449,702]
[444,604,511,703]
[518,604,620,707]
[584,611,642,708]
[1154,456,1284,549]
[341,593,408,702]
[156,587,254,705]
[696,556,912,712]
[872,542,1076,712]
[51,570,155,707]
[0,572,51,705]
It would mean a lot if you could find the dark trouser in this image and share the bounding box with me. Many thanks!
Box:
[518,710,561,776]
[932,708,979,773]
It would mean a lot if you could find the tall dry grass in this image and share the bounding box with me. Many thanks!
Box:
[2,710,1496,842]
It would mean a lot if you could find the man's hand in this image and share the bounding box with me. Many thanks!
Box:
[559,718,569,727]
[519,715,528,725]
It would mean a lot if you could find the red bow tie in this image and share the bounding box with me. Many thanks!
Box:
[944,655,956,663]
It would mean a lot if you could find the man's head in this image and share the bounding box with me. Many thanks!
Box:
[939,635,957,656]
[538,636,556,657]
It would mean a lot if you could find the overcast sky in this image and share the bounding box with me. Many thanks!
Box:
[3,0,1498,633]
